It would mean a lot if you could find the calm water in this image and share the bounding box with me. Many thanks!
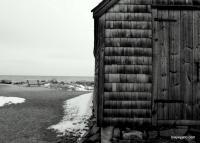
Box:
[0,75,94,82]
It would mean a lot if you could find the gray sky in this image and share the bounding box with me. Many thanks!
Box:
[0,0,101,76]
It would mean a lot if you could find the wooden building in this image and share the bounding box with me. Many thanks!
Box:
[92,0,200,127]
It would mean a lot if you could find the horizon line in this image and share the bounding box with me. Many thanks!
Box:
[0,74,94,77]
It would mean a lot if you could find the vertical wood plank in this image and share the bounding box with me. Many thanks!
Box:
[174,10,181,120]
[193,10,197,120]
[193,11,200,120]
[187,10,193,120]
[168,10,181,120]
[169,10,174,120]
[180,10,186,120]
[160,10,169,120]
[152,8,158,126]
[98,14,106,126]
[197,11,200,120]
[157,10,163,120]
[180,10,193,120]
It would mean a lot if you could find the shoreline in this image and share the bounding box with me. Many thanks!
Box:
[0,75,94,83]
[0,78,94,92]
[0,84,90,143]
[49,93,93,142]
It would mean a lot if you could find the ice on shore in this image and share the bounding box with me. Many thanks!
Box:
[0,96,25,107]
[49,93,93,137]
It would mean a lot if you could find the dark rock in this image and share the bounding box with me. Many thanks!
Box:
[82,131,90,138]
[148,131,158,139]
[113,128,121,139]
[91,118,96,122]
[111,137,119,143]
[160,128,188,137]
[101,126,114,143]
[125,128,131,132]
[56,139,62,143]
[88,133,100,142]
[123,130,143,140]
[119,140,144,143]
[89,125,100,135]
[142,130,148,139]
[188,128,200,135]
[79,137,87,143]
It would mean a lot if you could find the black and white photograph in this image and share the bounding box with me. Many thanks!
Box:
[1,0,200,142]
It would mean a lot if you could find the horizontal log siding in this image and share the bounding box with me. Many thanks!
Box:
[105,29,152,38]
[105,56,152,65]
[105,74,152,83]
[105,47,152,56]
[106,21,152,29]
[103,0,152,126]
[104,101,151,108]
[103,117,151,126]
[104,92,152,100]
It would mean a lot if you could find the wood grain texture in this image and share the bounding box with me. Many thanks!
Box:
[105,13,151,21]
[104,92,152,100]
[105,38,152,47]
[97,14,106,126]
[152,0,200,5]
[104,101,151,109]
[104,56,152,65]
[106,21,152,29]
[93,0,200,127]
[118,0,152,5]
[104,83,152,92]
[95,0,153,126]
[103,117,151,126]
[180,10,193,120]
[104,65,152,74]
[169,10,181,120]
[104,109,151,117]
[153,9,198,122]
[108,4,151,13]
[105,74,152,83]
[105,29,152,38]
[105,47,152,56]
[152,8,158,126]
[193,11,200,120]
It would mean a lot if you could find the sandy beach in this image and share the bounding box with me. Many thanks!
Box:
[0,84,90,143]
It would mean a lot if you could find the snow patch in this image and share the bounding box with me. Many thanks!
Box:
[49,93,93,137]
[0,96,26,107]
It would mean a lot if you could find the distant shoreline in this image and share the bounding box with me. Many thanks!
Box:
[0,75,94,83]
[0,77,94,92]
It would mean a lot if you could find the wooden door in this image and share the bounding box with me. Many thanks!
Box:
[153,9,200,124]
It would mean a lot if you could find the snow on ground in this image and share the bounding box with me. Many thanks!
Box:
[0,96,25,107]
[49,93,93,137]
[74,84,88,91]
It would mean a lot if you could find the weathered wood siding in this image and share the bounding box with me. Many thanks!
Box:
[103,0,152,126]
[193,11,200,120]
[94,0,200,127]
[93,19,98,121]
[94,14,106,125]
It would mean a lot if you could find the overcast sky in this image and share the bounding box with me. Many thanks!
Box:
[0,0,101,76]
